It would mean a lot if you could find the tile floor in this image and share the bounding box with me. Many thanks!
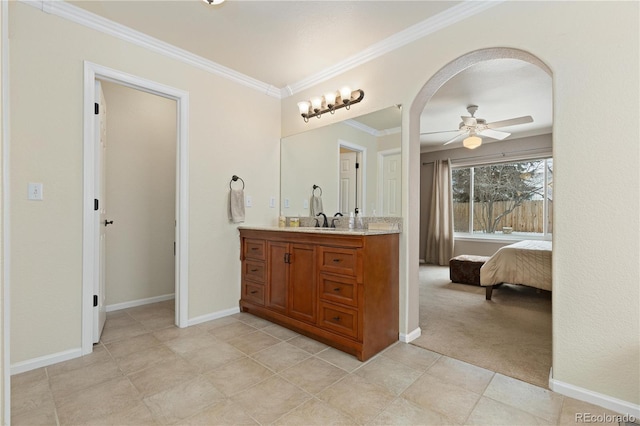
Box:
[11,301,625,425]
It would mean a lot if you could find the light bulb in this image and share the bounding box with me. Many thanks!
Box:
[311,97,322,112]
[463,135,482,149]
[297,101,310,116]
[324,91,336,108]
[339,87,352,103]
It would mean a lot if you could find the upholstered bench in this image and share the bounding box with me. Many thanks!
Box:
[449,255,490,286]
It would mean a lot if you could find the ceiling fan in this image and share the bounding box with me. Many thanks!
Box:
[422,105,533,149]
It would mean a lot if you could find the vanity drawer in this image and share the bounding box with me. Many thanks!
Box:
[243,260,265,283]
[318,301,358,339]
[319,273,357,307]
[243,282,265,305]
[244,239,266,260]
[318,247,358,277]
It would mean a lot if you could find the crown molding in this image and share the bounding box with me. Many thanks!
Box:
[19,0,501,100]
[344,119,401,137]
[19,0,282,98]
[285,1,504,97]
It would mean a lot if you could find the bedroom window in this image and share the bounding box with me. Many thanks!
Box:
[452,158,553,238]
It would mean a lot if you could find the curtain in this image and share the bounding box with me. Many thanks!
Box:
[426,159,454,265]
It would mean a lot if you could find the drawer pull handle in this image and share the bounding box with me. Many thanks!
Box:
[250,268,258,272]
[332,258,342,263]
[333,287,341,292]
[251,247,258,251]
[332,316,341,321]
[250,290,258,294]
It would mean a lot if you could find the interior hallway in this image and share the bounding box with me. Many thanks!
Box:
[11,301,620,425]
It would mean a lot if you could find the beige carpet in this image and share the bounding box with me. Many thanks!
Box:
[411,265,552,388]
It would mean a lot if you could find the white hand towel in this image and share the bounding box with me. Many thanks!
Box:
[310,195,323,217]
[229,188,245,223]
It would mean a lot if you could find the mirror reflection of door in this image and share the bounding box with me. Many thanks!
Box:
[381,151,401,216]
[339,148,362,215]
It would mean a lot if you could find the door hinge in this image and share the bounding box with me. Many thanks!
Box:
[94,103,99,115]
[94,199,99,211]
[93,295,98,307]
[355,162,360,169]
[173,242,176,256]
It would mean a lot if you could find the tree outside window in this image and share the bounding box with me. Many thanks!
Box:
[452,159,553,236]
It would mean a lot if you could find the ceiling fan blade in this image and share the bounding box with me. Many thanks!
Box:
[420,129,460,135]
[487,115,533,129]
[443,131,466,145]
[461,116,477,126]
[478,128,511,140]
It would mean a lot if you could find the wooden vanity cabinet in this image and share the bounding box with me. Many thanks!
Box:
[239,228,399,361]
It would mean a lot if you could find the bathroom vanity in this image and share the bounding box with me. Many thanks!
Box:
[239,227,399,361]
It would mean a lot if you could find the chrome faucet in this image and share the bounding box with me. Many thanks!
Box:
[331,212,343,228]
[316,212,328,228]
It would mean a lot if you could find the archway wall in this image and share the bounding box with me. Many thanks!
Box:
[280,1,639,406]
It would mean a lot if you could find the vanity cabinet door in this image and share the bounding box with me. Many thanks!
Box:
[266,242,288,313]
[288,243,316,324]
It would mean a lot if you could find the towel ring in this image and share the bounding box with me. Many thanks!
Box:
[230,175,245,190]
[312,185,322,196]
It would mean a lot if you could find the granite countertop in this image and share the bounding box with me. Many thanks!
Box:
[238,225,400,236]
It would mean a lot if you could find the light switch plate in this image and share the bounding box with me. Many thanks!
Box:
[269,197,276,208]
[245,195,252,207]
[28,183,43,201]
[284,198,290,208]
[303,199,309,209]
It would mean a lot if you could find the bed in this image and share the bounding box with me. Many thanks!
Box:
[480,240,552,300]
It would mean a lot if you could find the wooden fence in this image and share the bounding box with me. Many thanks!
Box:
[453,200,553,233]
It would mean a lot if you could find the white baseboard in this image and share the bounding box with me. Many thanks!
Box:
[11,347,83,375]
[106,293,175,312]
[549,369,640,418]
[188,307,240,326]
[399,327,422,343]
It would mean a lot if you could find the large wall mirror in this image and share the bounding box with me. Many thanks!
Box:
[281,106,402,218]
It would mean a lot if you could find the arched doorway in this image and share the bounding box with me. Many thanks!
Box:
[407,47,553,384]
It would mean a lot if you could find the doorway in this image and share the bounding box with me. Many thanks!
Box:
[407,47,554,383]
[82,61,190,355]
[338,140,366,216]
[96,80,177,343]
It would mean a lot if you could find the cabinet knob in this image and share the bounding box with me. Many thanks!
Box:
[250,268,258,272]
[250,290,258,294]
[251,247,258,251]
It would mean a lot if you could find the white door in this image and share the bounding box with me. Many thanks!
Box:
[93,80,107,343]
[382,152,401,216]
[339,151,357,215]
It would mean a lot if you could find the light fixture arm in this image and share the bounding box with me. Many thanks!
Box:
[299,89,365,122]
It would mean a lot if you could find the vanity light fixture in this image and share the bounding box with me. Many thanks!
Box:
[463,132,482,149]
[297,87,365,123]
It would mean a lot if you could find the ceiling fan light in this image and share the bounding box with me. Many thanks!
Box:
[463,135,482,149]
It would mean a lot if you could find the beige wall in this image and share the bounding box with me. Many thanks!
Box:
[9,2,280,363]
[281,1,639,406]
[420,134,553,260]
[101,81,176,306]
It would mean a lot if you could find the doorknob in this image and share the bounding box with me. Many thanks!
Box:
[104,220,114,227]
